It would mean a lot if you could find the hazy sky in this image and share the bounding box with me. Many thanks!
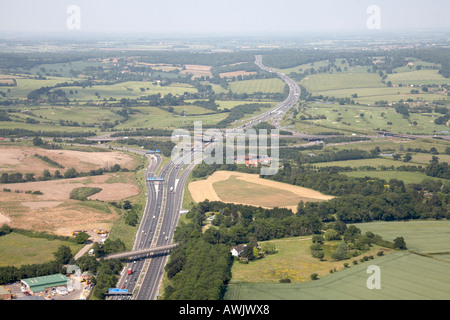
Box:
[0,0,449,35]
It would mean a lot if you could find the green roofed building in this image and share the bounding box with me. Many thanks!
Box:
[21,274,70,293]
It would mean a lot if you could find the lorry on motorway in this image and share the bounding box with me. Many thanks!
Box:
[127,268,133,275]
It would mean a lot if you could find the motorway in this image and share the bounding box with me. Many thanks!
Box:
[235,55,301,132]
[110,55,301,300]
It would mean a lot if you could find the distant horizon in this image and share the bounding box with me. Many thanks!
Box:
[1,0,449,36]
[1,28,449,41]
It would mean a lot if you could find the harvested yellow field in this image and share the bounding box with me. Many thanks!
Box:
[0,146,138,174]
[188,171,333,211]
[180,65,212,78]
[0,172,139,235]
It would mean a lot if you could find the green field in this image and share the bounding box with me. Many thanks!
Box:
[224,220,450,300]
[343,170,446,185]
[225,251,450,300]
[327,138,450,154]
[302,72,384,92]
[353,220,450,255]
[313,87,449,105]
[386,69,450,86]
[314,154,450,169]
[29,60,105,78]
[31,106,125,126]
[294,59,450,105]
[295,103,450,135]
[228,78,286,94]
[3,77,75,99]
[114,106,228,130]
[0,77,197,102]
[60,81,197,101]
[227,236,389,285]
[0,232,83,267]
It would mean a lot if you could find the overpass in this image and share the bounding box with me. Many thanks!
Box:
[103,243,178,260]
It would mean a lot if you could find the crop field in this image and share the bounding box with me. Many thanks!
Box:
[224,220,450,300]
[225,251,450,300]
[188,171,333,211]
[179,64,212,78]
[228,78,286,94]
[0,172,138,236]
[219,70,258,78]
[353,220,450,255]
[0,145,138,174]
[0,232,83,267]
[0,145,142,236]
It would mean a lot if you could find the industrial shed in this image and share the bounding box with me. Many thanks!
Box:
[21,274,70,294]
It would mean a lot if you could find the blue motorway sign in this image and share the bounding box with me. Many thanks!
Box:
[108,288,128,294]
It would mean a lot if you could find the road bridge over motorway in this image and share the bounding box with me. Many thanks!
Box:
[104,243,178,260]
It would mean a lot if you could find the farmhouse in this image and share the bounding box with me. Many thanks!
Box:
[21,273,70,294]
[231,244,245,257]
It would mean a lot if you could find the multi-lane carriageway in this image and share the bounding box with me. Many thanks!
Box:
[110,55,301,300]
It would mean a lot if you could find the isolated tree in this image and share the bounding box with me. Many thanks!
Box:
[393,237,407,250]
